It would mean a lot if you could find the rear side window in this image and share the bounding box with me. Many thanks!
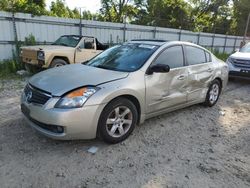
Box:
[186,46,206,65]
[205,51,212,62]
[154,46,184,69]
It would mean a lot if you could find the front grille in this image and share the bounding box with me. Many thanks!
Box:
[232,59,250,69]
[22,49,37,59]
[24,84,51,105]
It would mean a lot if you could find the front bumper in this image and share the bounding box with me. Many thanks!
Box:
[22,58,45,67]
[228,62,250,78]
[20,92,106,140]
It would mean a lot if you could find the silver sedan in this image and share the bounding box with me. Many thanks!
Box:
[21,40,229,143]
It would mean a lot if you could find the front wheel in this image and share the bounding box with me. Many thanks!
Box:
[97,98,138,144]
[204,79,221,107]
[50,58,67,68]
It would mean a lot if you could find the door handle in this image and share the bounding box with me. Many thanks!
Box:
[177,75,185,80]
[207,68,213,72]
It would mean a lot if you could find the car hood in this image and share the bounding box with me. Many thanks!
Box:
[29,64,129,96]
[230,51,250,60]
[21,45,73,51]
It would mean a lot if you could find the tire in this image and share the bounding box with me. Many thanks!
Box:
[24,63,39,73]
[50,58,67,68]
[97,97,138,144]
[204,79,221,107]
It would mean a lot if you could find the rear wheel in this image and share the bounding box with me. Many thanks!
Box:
[204,79,221,107]
[50,58,67,68]
[97,98,138,144]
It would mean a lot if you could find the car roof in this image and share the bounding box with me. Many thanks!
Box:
[61,35,95,39]
[130,39,167,46]
[130,39,210,52]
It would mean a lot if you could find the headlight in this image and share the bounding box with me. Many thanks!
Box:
[226,57,234,64]
[55,87,99,109]
[20,49,23,57]
[37,51,45,60]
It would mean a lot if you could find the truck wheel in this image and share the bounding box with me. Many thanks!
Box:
[50,59,67,68]
[24,64,32,72]
[24,64,39,73]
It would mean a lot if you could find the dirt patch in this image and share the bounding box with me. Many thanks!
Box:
[0,78,250,188]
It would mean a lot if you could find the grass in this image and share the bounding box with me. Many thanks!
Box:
[211,50,230,62]
[0,60,24,79]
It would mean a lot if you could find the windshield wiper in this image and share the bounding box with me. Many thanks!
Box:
[94,65,116,71]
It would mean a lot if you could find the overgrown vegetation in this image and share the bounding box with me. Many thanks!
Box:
[0,0,249,35]
[0,34,37,78]
[0,60,23,78]
[212,50,230,61]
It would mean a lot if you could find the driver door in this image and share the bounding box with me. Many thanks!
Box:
[75,37,101,63]
[145,45,188,114]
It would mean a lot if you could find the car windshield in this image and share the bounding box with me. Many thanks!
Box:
[86,43,159,72]
[240,43,250,53]
[52,36,81,47]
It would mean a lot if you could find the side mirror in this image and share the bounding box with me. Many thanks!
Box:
[147,64,170,75]
[76,46,82,52]
[234,48,239,52]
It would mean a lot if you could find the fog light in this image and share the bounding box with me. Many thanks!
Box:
[57,126,64,133]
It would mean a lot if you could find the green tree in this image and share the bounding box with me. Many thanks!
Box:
[232,0,250,35]
[49,0,82,19]
[133,0,191,30]
[50,0,70,17]
[189,0,233,33]
[0,0,47,15]
[99,0,140,22]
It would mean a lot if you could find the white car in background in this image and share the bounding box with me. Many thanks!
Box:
[227,42,250,78]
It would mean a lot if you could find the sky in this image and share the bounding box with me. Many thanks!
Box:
[46,0,102,13]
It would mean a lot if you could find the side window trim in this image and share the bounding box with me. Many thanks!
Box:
[205,50,212,62]
[204,50,207,62]
[150,45,186,69]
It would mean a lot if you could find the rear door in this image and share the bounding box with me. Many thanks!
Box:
[185,45,214,102]
[145,45,188,114]
[75,37,102,63]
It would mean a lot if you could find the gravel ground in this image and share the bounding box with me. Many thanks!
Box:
[0,77,250,188]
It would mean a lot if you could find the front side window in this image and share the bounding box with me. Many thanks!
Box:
[86,43,159,72]
[186,46,206,65]
[153,46,184,69]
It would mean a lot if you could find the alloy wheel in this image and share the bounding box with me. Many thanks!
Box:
[106,106,133,138]
[209,83,219,104]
